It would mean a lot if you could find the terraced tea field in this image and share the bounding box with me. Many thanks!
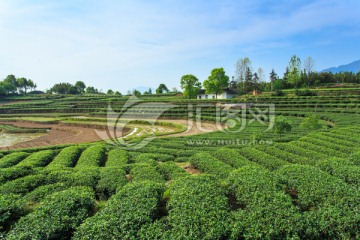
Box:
[0,92,359,239]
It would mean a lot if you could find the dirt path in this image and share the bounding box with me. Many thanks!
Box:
[0,119,222,150]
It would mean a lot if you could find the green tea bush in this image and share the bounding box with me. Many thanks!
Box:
[46,146,82,169]
[21,182,69,205]
[0,166,35,184]
[95,167,128,200]
[157,161,188,181]
[105,148,129,167]
[0,194,23,232]
[237,147,288,170]
[190,152,233,179]
[16,150,56,167]
[75,145,106,168]
[316,158,360,186]
[211,147,257,168]
[7,186,96,240]
[0,152,29,168]
[73,182,164,239]
[165,175,230,239]
[0,174,47,195]
[227,166,301,239]
[130,164,165,184]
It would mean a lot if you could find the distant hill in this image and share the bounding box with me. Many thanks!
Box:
[322,60,360,73]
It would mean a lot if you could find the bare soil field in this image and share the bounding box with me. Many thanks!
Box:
[0,119,222,150]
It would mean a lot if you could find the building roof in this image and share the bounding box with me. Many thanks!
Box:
[198,88,239,95]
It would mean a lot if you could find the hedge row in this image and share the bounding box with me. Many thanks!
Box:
[190,152,233,179]
[237,147,289,170]
[0,194,23,233]
[0,166,35,184]
[7,187,96,240]
[211,147,257,168]
[274,143,327,161]
[20,182,69,205]
[157,161,188,181]
[276,164,360,238]
[95,167,128,200]
[290,141,347,158]
[75,145,106,168]
[130,164,165,184]
[0,174,47,196]
[48,168,100,189]
[105,149,129,167]
[16,150,56,168]
[254,145,313,165]
[73,182,164,239]
[0,152,29,168]
[46,146,82,169]
[316,158,360,186]
[299,136,353,153]
[228,166,301,239]
[161,175,230,239]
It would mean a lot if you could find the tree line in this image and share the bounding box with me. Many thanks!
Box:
[179,55,360,99]
[0,75,37,95]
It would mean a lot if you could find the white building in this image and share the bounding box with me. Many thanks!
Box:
[197,88,239,99]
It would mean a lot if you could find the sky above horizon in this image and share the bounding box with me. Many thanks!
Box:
[1,0,360,93]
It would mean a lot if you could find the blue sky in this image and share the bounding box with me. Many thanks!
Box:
[0,0,359,93]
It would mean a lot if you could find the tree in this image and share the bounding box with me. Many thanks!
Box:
[300,114,321,130]
[115,91,122,96]
[287,55,302,88]
[180,74,201,99]
[235,57,252,90]
[17,77,28,93]
[3,75,17,94]
[273,116,292,138]
[86,86,98,94]
[203,68,229,99]
[75,81,86,93]
[257,67,266,83]
[303,57,316,87]
[252,72,259,91]
[244,67,253,92]
[51,83,73,94]
[156,84,169,94]
[133,89,141,97]
[269,69,278,91]
[107,89,114,95]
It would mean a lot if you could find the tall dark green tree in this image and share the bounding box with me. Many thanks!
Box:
[180,74,201,99]
[203,68,229,99]
[269,69,278,91]
[156,84,169,94]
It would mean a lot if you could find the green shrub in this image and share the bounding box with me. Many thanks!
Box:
[96,167,128,200]
[228,166,301,239]
[73,182,164,239]
[75,145,106,168]
[212,147,256,168]
[105,149,129,167]
[316,158,360,186]
[0,166,35,184]
[165,175,230,239]
[21,182,69,205]
[0,194,23,232]
[0,152,29,168]
[130,164,165,184]
[157,161,188,181]
[0,174,48,196]
[295,89,317,96]
[237,147,289,170]
[17,150,56,167]
[7,186,96,240]
[46,146,82,169]
[190,152,233,179]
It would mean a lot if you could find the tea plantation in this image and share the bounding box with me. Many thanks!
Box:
[0,92,359,239]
